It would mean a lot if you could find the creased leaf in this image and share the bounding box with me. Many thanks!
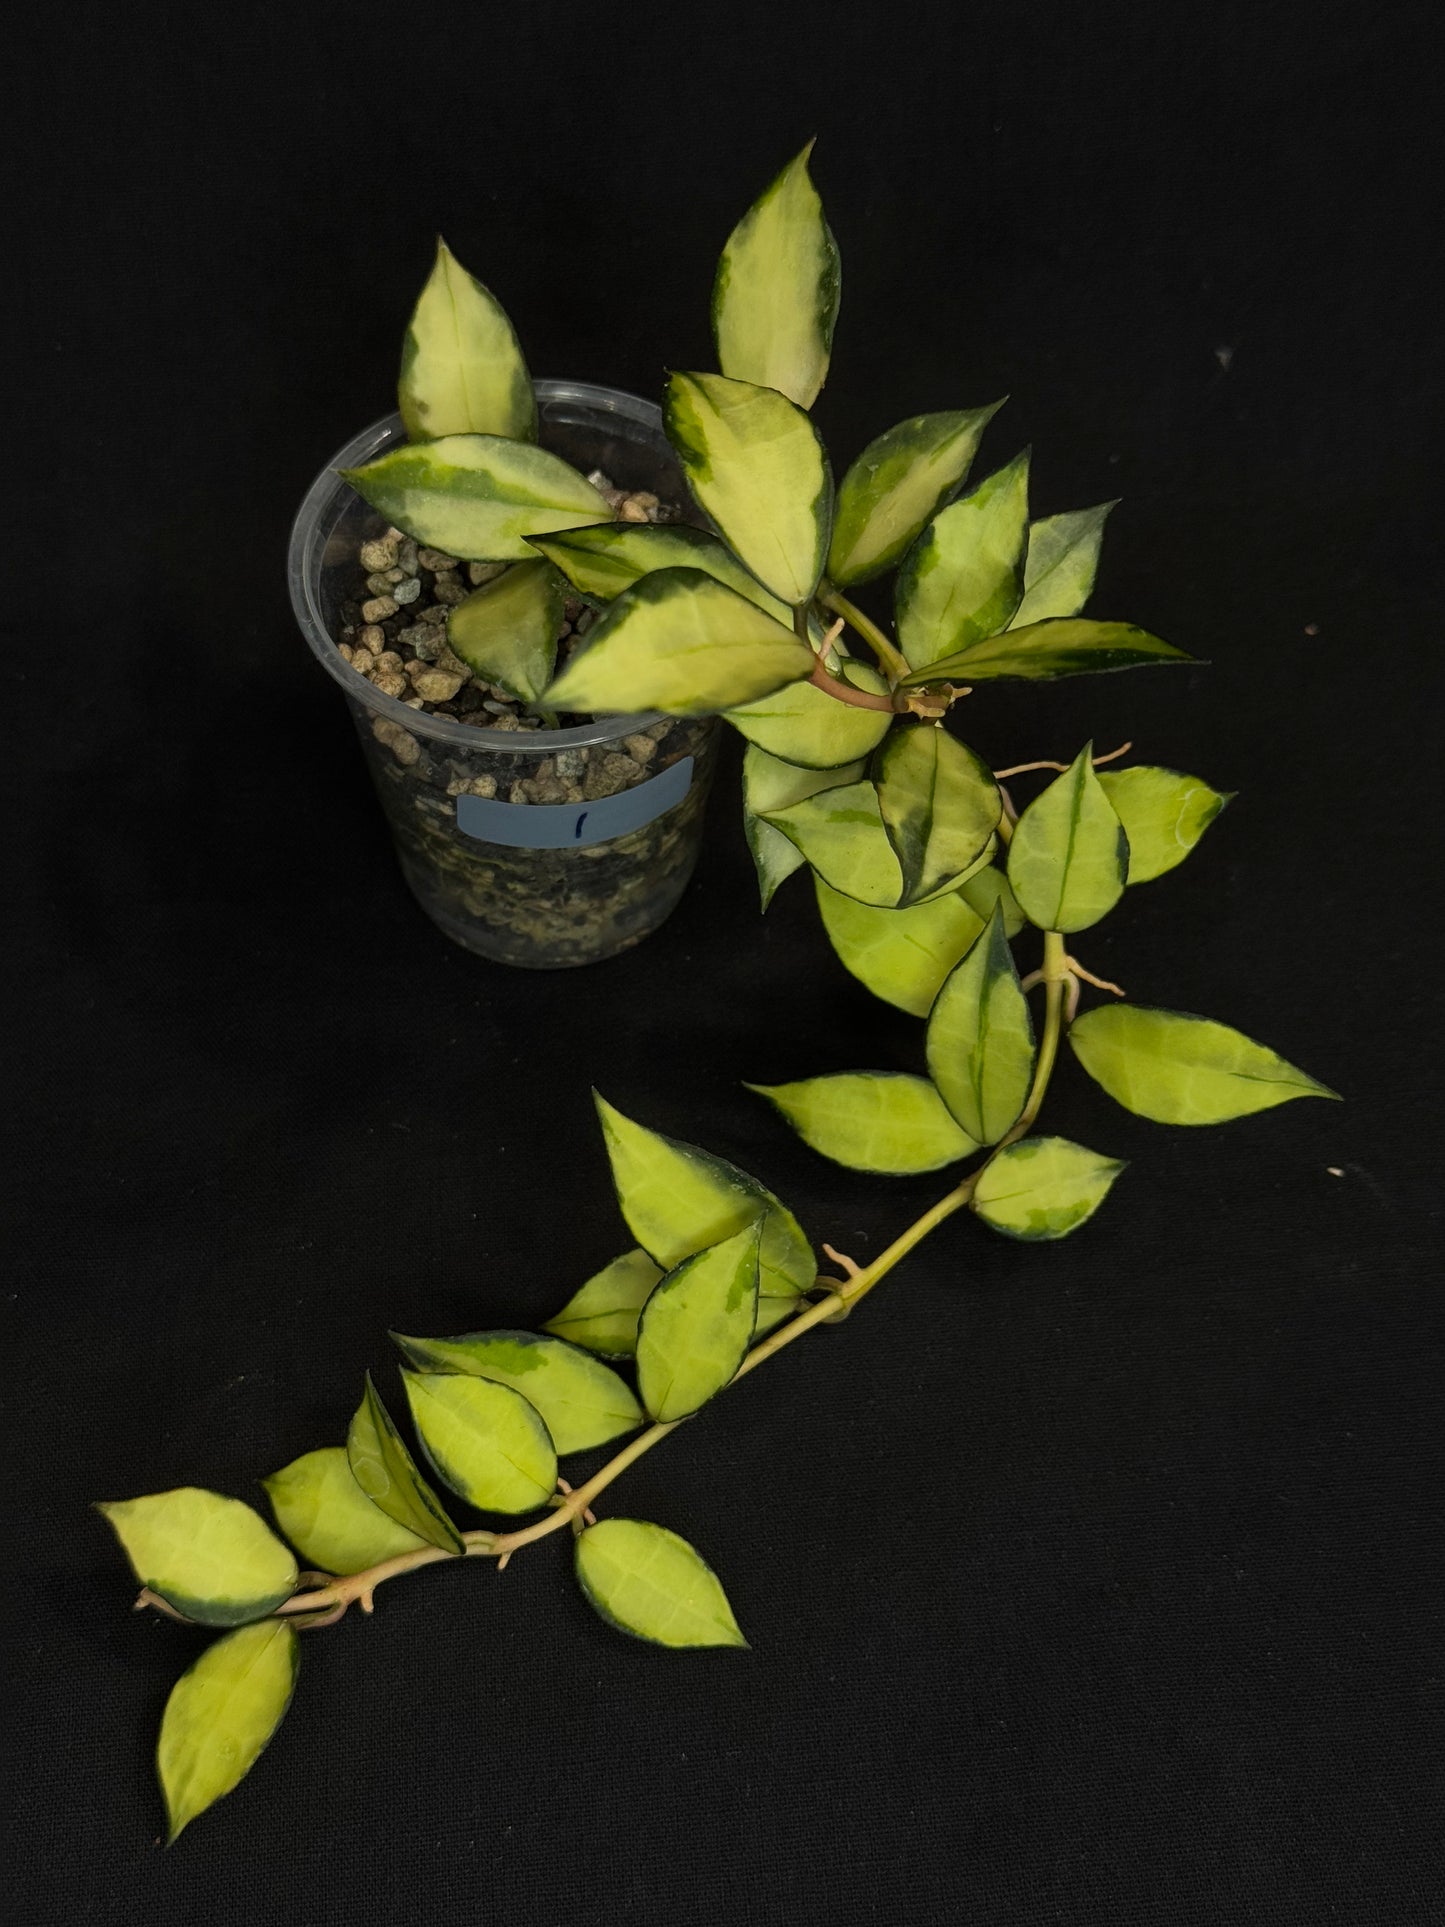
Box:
[1098,765,1232,883]
[1069,1005,1339,1124]
[347,1374,463,1553]
[743,746,865,909]
[157,1620,299,1842]
[402,1370,557,1515]
[1008,502,1115,627]
[926,905,1036,1144]
[392,1330,643,1455]
[543,1249,663,1359]
[636,1222,760,1422]
[530,522,791,623]
[1007,744,1128,932]
[749,1072,978,1174]
[262,1448,431,1576]
[903,618,1192,685]
[446,558,564,704]
[828,404,1004,586]
[398,237,536,443]
[96,1488,298,1628]
[543,567,812,717]
[575,1518,748,1649]
[874,723,1001,906]
[664,371,832,605]
[712,140,840,410]
[895,450,1030,669]
[340,435,609,562]
[595,1094,815,1302]
[972,1136,1126,1240]
[725,658,893,768]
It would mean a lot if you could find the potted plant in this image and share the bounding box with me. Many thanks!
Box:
[288,252,719,968]
[107,143,1335,1839]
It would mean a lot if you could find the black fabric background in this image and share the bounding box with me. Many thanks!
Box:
[4,3,1441,1920]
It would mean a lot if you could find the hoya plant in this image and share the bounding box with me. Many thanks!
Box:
[99,145,1335,1840]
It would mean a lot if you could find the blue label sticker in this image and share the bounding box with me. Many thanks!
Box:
[455,755,695,850]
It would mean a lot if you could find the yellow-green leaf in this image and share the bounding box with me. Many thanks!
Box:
[1007,744,1128,932]
[636,1222,760,1422]
[761,778,902,906]
[96,1488,299,1628]
[392,1329,642,1455]
[753,1297,799,1338]
[157,1620,299,1842]
[828,404,1004,586]
[748,1072,978,1174]
[664,371,832,605]
[874,723,1001,905]
[575,1518,748,1649]
[1098,765,1232,883]
[1008,502,1115,627]
[347,1374,463,1553]
[814,875,984,1016]
[926,905,1036,1144]
[904,617,1192,685]
[959,864,1027,937]
[446,558,563,704]
[712,140,840,410]
[895,451,1030,670]
[340,435,609,563]
[1069,1005,1339,1124]
[530,523,791,623]
[397,237,535,443]
[401,1370,557,1515]
[726,658,893,768]
[972,1136,1126,1240]
[543,1249,663,1359]
[743,746,865,910]
[543,567,813,717]
[595,1093,815,1303]
[262,1448,431,1576]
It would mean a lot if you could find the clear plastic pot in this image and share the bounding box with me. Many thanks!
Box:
[288,381,719,968]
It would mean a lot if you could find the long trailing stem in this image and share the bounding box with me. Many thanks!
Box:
[271,926,1072,1627]
[818,582,912,683]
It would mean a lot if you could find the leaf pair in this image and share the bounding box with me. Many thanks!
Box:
[892,449,1190,684]
[1007,749,1236,932]
[373,1328,654,1519]
[95,1488,306,1841]
[544,1095,814,1374]
[593,1094,815,1308]
[750,902,1029,1178]
[963,1005,1334,1242]
[759,723,999,910]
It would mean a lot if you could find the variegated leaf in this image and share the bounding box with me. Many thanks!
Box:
[712,140,840,410]
[543,568,813,716]
[895,451,1030,670]
[664,371,832,606]
[828,404,1003,586]
[398,237,536,443]
[341,435,610,562]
